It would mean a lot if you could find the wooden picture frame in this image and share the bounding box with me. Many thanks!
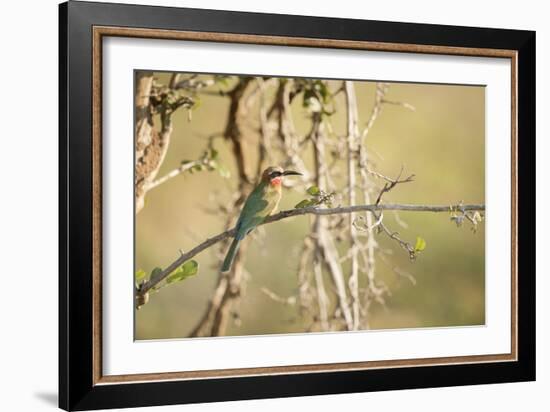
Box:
[59,1,535,410]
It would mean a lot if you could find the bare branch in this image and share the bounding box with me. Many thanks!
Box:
[344,80,361,330]
[146,159,202,191]
[360,82,389,142]
[312,252,330,330]
[256,77,273,177]
[318,227,353,330]
[260,287,297,305]
[146,135,223,192]
[224,77,254,188]
[136,202,485,304]
[311,112,353,331]
[374,166,415,205]
[381,98,416,112]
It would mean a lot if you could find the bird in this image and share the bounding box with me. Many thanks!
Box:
[221,166,302,272]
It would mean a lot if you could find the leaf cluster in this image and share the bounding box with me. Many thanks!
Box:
[135,260,199,309]
[294,185,335,209]
[183,146,230,179]
[297,79,335,116]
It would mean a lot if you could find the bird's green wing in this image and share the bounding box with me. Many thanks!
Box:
[235,186,270,239]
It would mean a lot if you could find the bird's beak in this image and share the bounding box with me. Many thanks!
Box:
[282,170,302,177]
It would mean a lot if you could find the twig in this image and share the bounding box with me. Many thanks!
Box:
[381,98,416,111]
[374,166,415,205]
[260,287,296,305]
[360,83,389,142]
[367,166,414,185]
[146,160,198,191]
[377,221,415,256]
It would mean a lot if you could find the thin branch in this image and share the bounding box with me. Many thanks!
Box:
[360,83,389,142]
[310,111,353,331]
[296,236,315,316]
[310,114,339,331]
[146,135,223,192]
[313,252,330,330]
[344,80,361,330]
[381,98,416,112]
[278,79,312,184]
[356,82,391,318]
[168,73,181,89]
[374,166,415,205]
[136,202,485,303]
[377,221,415,256]
[146,161,197,191]
[256,77,272,177]
[367,166,414,185]
[318,225,354,330]
[260,287,297,305]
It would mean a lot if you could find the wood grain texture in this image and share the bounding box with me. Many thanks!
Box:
[94,26,516,57]
[92,27,103,386]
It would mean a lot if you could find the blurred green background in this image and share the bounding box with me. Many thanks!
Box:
[135,74,485,340]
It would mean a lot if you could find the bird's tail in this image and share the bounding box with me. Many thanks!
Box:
[221,237,241,273]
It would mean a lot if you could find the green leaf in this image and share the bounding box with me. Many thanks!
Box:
[151,267,163,279]
[294,199,315,209]
[306,185,321,196]
[215,76,229,87]
[191,164,204,173]
[303,89,314,106]
[192,96,202,109]
[166,260,199,284]
[209,148,219,160]
[135,269,147,282]
[414,237,427,252]
[182,260,199,276]
[218,165,230,179]
[315,81,330,103]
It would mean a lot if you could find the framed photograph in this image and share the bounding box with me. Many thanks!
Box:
[59,1,535,410]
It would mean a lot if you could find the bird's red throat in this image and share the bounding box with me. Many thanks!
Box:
[270,177,282,186]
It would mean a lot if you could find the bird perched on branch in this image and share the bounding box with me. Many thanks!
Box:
[221,166,302,272]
